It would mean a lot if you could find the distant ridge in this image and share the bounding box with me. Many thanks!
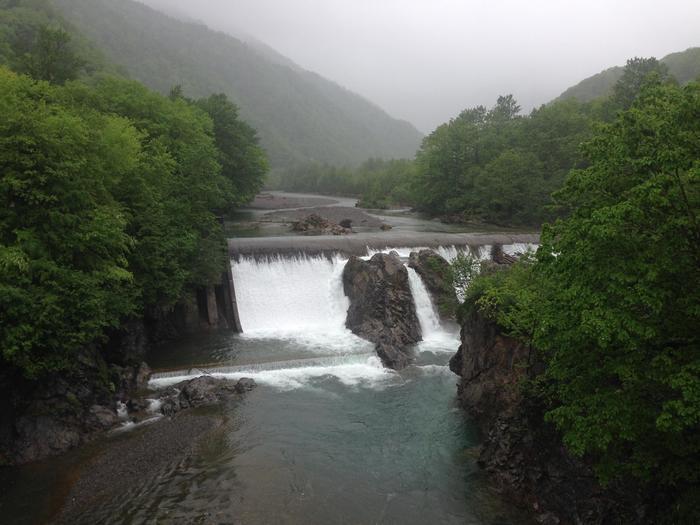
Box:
[52,0,424,168]
[556,47,700,103]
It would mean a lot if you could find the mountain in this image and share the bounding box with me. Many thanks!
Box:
[51,0,423,168]
[556,47,700,102]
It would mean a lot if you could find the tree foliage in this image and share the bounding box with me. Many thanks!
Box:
[195,93,268,208]
[609,57,670,111]
[467,80,700,519]
[0,11,268,377]
[271,158,417,209]
[412,96,594,225]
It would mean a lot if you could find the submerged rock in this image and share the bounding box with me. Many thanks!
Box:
[342,252,421,369]
[408,249,458,320]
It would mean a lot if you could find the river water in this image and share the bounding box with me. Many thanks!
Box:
[120,253,527,524]
[0,196,534,524]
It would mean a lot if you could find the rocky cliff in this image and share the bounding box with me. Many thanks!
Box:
[0,312,253,465]
[450,308,645,524]
[0,321,151,465]
[342,252,421,369]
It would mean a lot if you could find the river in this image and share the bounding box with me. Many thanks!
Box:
[0,193,534,524]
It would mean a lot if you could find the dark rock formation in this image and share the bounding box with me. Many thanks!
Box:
[291,213,352,235]
[343,252,421,368]
[0,339,152,465]
[408,249,458,320]
[159,376,256,416]
[451,308,645,524]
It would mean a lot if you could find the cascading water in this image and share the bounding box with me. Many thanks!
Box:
[407,267,442,337]
[230,254,373,354]
[231,254,349,335]
[406,266,461,352]
[151,254,383,388]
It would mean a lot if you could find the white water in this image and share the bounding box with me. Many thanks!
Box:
[231,254,370,352]
[365,243,534,262]
[148,251,463,392]
[149,354,392,391]
[407,267,442,337]
[406,267,461,353]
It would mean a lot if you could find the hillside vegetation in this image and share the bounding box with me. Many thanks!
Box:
[282,56,685,229]
[464,78,700,522]
[0,0,267,377]
[557,47,700,102]
[51,0,424,168]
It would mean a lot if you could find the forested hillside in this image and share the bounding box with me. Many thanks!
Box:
[557,47,700,102]
[51,0,424,168]
[0,0,267,377]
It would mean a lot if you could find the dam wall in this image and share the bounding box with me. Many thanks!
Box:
[228,231,540,259]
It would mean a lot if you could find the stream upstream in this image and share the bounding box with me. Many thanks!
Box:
[0,193,534,524]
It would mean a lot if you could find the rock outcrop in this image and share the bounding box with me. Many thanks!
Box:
[159,376,256,416]
[291,213,352,235]
[0,340,152,465]
[342,252,421,369]
[408,249,458,320]
[0,312,254,466]
[450,308,645,524]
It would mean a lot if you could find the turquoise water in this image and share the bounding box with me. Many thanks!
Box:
[0,248,530,524]
[67,337,525,525]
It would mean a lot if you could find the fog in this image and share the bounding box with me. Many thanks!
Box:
[141,0,700,133]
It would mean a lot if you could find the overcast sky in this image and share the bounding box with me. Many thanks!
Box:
[142,0,700,133]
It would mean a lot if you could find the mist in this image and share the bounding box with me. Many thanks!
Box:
[141,0,699,133]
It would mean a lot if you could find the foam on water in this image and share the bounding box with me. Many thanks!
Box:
[503,243,538,256]
[149,355,393,391]
[365,244,491,263]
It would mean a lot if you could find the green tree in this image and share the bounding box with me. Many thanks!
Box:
[610,56,670,110]
[23,25,84,83]
[0,68,135,376]
[195,93,268,208]
[472,80,700,519]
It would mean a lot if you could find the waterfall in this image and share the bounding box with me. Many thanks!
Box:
[230,254,370,352]
[406,265,461,353]
[407,267,442,338]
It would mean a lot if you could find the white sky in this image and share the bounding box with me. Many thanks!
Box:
[142,0,700,132]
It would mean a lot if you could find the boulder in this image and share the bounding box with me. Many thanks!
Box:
[408,249,458,320]
[291,213,351,235]
[160,376,256,415]
[342,252,421,369]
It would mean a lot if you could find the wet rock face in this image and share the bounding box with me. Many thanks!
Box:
[408,249,458,320]
[451,309,645,524]
[3,358,152,465]
[449,309,530,421]
[342,252,421,369]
